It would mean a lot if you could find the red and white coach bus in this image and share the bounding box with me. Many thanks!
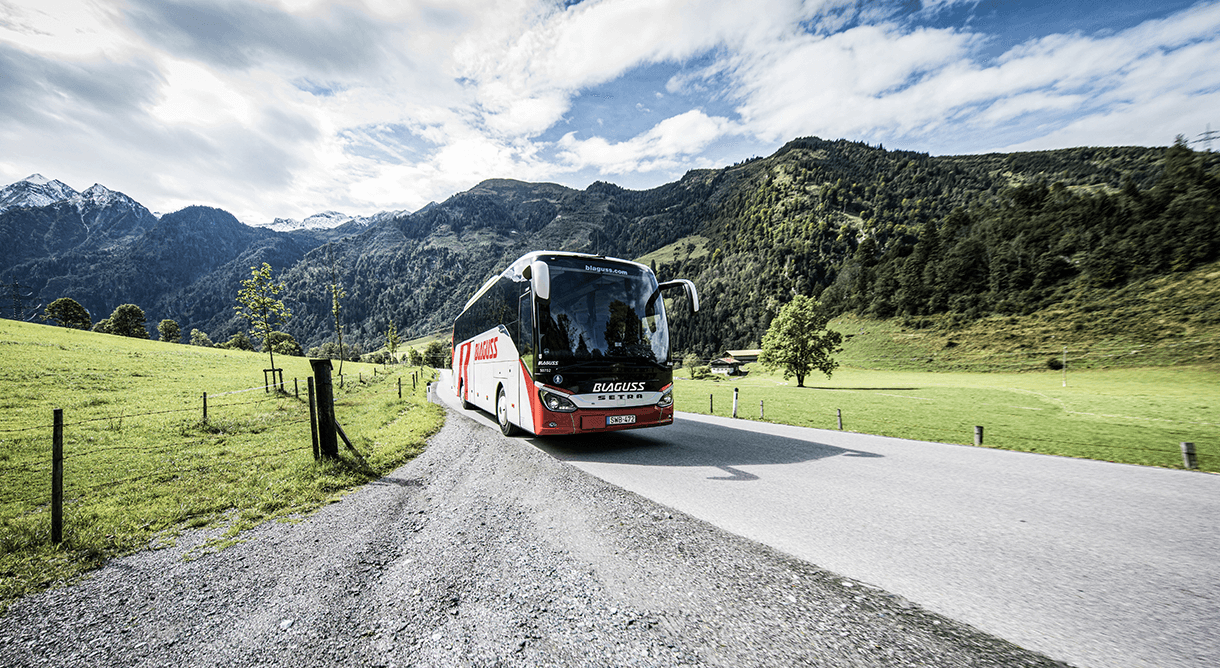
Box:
[452,251,699,436]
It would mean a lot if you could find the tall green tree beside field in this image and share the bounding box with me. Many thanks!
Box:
[263,331,304,357]
[235,262,292,372]
[385,322,400,363]
[107,304,149,339]
[189,328,214,347]
[157,318,181,343]
[424,340,447,368]
[220,331,255,351]
[759,295,843,387]
[41,297,91,330]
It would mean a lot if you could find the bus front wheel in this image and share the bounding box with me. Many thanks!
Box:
[497,387,520,437]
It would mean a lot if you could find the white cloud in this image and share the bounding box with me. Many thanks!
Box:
[725,23,979,142]
[0,0,131,57]
[2,0,1219,223]
[558,109,738,174]
[718,0,1220,152]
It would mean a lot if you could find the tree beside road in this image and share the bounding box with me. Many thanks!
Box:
[759,295,842,387]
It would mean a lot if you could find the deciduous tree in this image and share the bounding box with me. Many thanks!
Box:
[219,331,254,351]
[263,331,303,357]
[157,319,181,343]
[385,322,400,363]
[235,263,292,372]
[107,304,149,339]
[759,295,842,387]
[424,340,447,368]
[189,329,214,347]
[42,297,91,330]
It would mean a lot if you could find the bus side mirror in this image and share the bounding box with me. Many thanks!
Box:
[524,260,550,301]
[654,279,700,314]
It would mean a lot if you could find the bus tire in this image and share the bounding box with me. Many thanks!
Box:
[459,381,473,410]
[497,386,519,437]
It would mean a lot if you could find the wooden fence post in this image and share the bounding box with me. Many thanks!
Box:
[310,359,338,458]
[1181,442,1197,470]
[307,377,319,461]
[837,409,843,430]
[202,392,207,422]
[709,393,714,414]
[760,400,764,420]
[294,377,299,399]
[398,377,402,399]
[52,408,63,544]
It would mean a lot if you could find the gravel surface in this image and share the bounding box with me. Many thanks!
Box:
[0,404,1068,667]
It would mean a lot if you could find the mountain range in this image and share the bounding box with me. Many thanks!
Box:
[2,136,1217,357]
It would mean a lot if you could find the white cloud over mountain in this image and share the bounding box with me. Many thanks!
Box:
[1,0,1216,225]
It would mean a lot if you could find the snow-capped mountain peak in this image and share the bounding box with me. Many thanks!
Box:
[77,183,124,208]
[258,210,360,232]
[0,174,79,211]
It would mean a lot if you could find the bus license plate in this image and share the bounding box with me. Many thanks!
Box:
[607,414,636,425]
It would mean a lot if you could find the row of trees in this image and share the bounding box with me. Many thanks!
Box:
[39,260,432,374]
[42,298,182,342]
[39,294,311,356]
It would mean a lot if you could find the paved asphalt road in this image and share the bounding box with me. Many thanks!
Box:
[435,376,1220,668]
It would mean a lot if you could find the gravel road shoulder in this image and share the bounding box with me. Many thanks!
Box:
[0,406,1067,667]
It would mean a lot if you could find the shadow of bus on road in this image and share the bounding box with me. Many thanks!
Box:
[529,416,882,479]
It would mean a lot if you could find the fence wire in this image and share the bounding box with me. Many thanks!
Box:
[1,368,435,497]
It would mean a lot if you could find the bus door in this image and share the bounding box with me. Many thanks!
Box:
[457,341,472,403]
[517,288,535,432]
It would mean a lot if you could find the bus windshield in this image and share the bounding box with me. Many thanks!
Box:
[537,258,669,366]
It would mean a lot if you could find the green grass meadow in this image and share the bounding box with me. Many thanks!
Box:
[0,319,443,609]
[675,363,1219,472]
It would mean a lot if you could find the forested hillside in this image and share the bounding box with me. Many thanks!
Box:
[654,138,1220,355]
[6,136,1217,359]
[151,137,1220,357]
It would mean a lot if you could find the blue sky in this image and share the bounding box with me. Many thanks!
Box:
[1,0,1217,225]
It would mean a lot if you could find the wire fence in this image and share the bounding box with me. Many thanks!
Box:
[0,365,437,543]
[675,338,1220,372]
[686,385,1210,470]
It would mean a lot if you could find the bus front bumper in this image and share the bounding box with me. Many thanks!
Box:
[533,405,674,435]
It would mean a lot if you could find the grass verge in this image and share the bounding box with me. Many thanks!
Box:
[0,319,444,610]
[675,364,1219,472]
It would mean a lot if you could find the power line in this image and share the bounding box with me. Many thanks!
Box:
[1193,124,1218,152]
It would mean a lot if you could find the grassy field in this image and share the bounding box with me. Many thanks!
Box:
[634,235,711,266]
[670,261,1220,470]
[0,319,444,609]
[675,363,1219,472]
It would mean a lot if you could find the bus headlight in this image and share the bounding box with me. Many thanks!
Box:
[656,386,673,408]
[540,388,577,413]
